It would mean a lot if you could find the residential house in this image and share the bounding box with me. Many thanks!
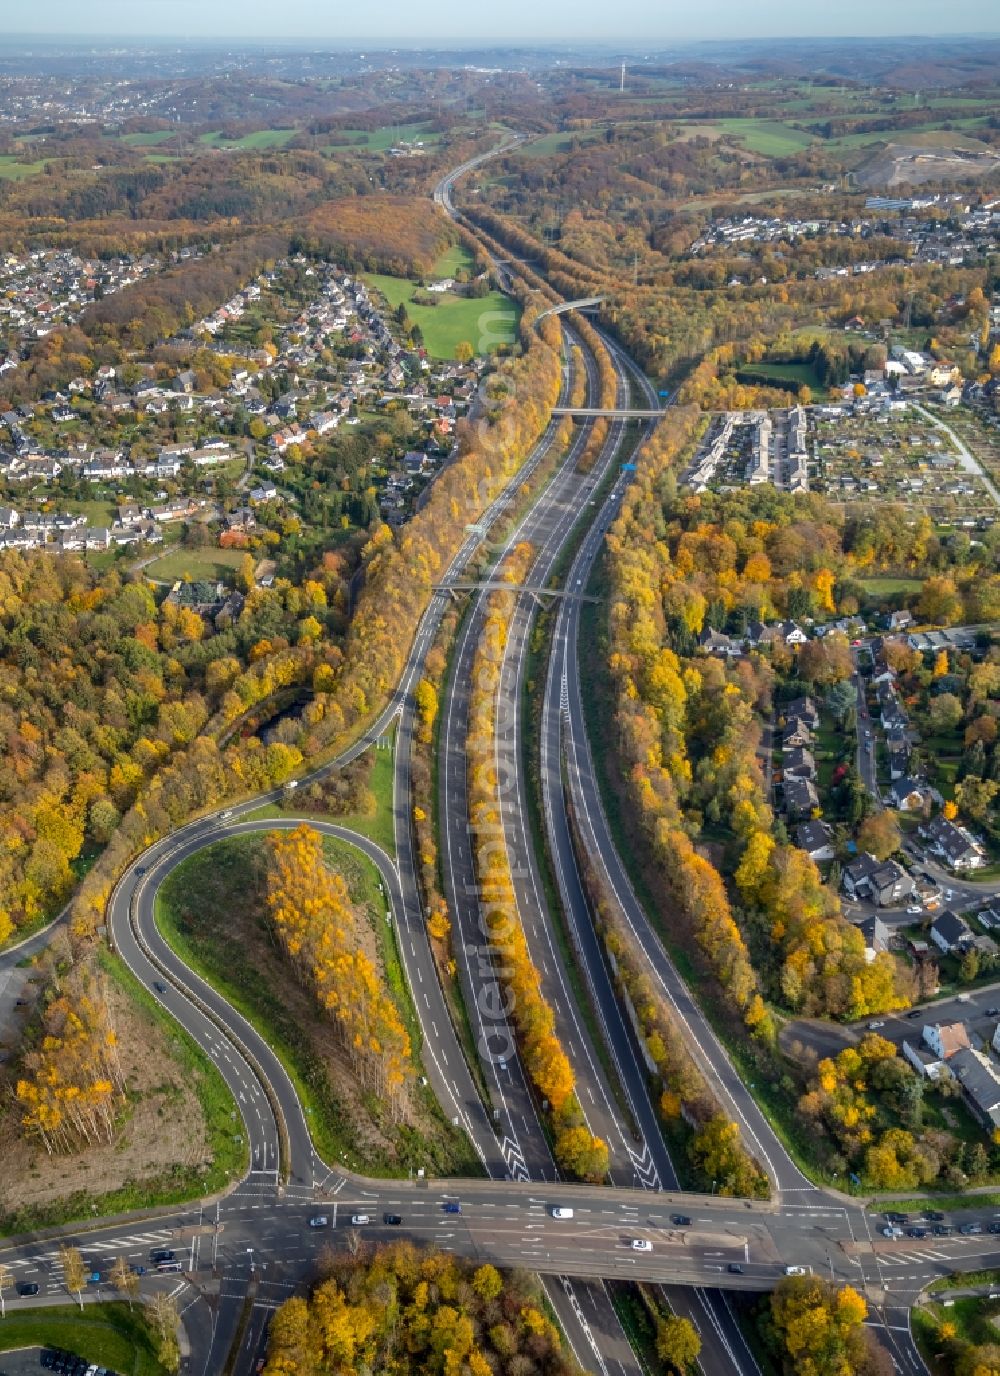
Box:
[922,1021,972,1060]
[783,777,820,819]
[949,1047,1000,1132]
[929,909,974,955]
[843,853,882,900]
[869,860,915,908]
[859,914,890,960]
[796,820,835,861]
[784,696,819,730]
[783,747,816,780]
[889,777,933,813]
[921,814,986,871]
[698,626,740,657]
[782,718,814,749]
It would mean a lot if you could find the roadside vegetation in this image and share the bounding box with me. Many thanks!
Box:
[155,829,478,1177]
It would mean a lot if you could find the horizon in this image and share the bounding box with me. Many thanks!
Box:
[0,1,997,43]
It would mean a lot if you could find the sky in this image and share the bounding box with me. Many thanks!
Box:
[2,0,995,41]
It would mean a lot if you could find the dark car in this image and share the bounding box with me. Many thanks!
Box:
[442,1202,461,1214]
[933,1225,953,1237]
[923,1211,945,1222]
[17,1281,39,1296]
[906,1227,927,1239]
[384,1213,402,1226]
[130,1264,147,1275]
[884,1212,908,1223]
[906,1010,921,1019]
[987,1008,1000,1018]
[988,1223,1000,1235]
[727,1263,744,1274]
[40,1353,58,1370]
[153,982,167,994]
[960,1223,983,1236]
[671,1215,692,1227]
[150,1248,175,1263]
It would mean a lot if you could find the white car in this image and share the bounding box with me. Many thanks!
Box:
[906,905,923,915]
[350,1214,371,1226]
[784,1265,807,1276]
[882,1226,902,1239]
[631,1239,653,1252]
[868,1021,885,1030]
[551,1207,574,1219]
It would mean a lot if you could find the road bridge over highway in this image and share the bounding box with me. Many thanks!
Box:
[553,405,664,418]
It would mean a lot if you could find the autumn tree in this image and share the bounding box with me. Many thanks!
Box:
[60,1245,87,1310]
[110,1254,139,1310]
[857,811,902,862]
[657,1314,702,1374]
[148,1291,181,1374]
[765,1276,883,1376]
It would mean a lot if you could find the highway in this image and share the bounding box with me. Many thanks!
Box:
[1,136,982,1376]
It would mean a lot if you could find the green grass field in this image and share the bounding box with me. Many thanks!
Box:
[0,1303,167,1375]
[677,118,815,156]
[519,129,608,158]
[365,273,520,358]
[823,119,991,151]
[197,128,297,149]
[334,120,441,151]
[0,155,47,179]
[432,243,477,278]
[736,359,824,392]
[143,546,247,583]
[859,576,923,597]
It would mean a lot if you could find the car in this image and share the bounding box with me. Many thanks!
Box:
[960,1223,983,1235]
[987,1009,1000,1018]
[130,1265,146,1275]
[907,1009,921,1019]
[17,1281,39,1295]
[923,1211,945,1222]
[906,1227,927,1239]
[551,1207,574,1219]
[882,1226,903,1239]
[631,1239,652,1253]
[135,866,146,876]
[384,1214,402,1226]
[934,1226,953,1237]
[150,1249,175,1263]
[906,905,923,915]
[309,1215,330,1228]
[868,1021,885,1030]
[155,1261,182,1273]
[727,1263,744,1274]
[784,1266,806,1276]
[153,981,167,994]
[671,1215,692,1227]
[988,1222,1000,1235]
[885,1212,908,1222]
[443,1202,461,1214]
[350,1215,370,1226]
[944,889,955,901]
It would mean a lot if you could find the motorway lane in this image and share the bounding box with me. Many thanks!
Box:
[531,342,771,1376]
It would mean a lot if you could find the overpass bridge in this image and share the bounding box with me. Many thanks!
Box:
[536,295,606,320]
[434,579,598,604]
[554,406,664,419]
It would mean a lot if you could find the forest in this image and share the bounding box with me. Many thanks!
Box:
[263,1244,579,1376]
